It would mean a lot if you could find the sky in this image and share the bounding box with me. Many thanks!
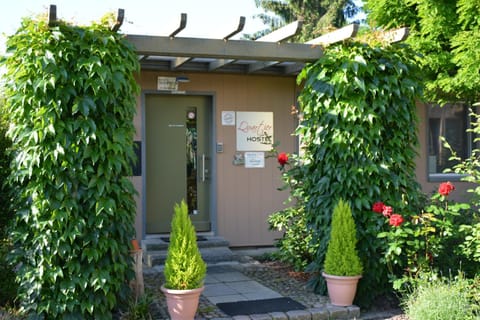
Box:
[0,0,267,53]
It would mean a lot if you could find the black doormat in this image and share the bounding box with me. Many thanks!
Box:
[216,297,306,316]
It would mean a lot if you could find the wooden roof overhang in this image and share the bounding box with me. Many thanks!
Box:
[125,14,363,76]
[45,5,408,76]
[126,34,323,75]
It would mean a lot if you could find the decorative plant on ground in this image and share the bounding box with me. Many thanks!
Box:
[1,16,139,318]
[402,272,479,320]
[295,41,425,306]
[120,291,154,320]
[324,199,363,276]
[163,200,207,290]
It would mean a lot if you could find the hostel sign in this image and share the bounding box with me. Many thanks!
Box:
[236,112,273,151]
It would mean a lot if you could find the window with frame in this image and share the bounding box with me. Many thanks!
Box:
[428,103,470,180]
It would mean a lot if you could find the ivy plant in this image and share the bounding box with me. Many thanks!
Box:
[1,16,139,318]
[0,95,16,307]
[364,0,480,104]
[296,41,424,306]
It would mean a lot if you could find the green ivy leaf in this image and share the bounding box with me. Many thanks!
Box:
[2,16,139,317]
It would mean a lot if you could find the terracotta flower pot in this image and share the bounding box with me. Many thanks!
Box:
[161,285,204,320]
[322,272,361,306]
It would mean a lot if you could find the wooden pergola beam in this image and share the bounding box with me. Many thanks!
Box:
[111,8,124,32]
[129,19,410,74]
[128,35,323,62]
[172,57,192,69]
[383,27,409,43]
[209,58,234,71]
[256,20,303,43]
[245,20,304,73]
[306,23,359,46]
[223,16,246,40]
[211,19,304,71]
[169,13,187,38]
[248,61,279,73]
[48,4,57,27]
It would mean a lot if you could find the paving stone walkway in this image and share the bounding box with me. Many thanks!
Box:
[143,259,404,320]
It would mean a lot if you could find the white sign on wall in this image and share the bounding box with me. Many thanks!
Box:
[236,112,273,151]
[245,152,265,168]
[222,111,235,126]
[157,76,178,91]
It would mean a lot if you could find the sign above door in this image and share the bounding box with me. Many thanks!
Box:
[236,112,273,151]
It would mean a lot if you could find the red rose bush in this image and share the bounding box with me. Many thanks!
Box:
[373,182,474,290]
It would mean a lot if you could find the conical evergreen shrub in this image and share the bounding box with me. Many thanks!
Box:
[164,200,207,290]
[324,199,363,276]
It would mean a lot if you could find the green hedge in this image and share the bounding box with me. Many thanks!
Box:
[1,16,139,318]
[0,98,16,307]
[296,42,424,306]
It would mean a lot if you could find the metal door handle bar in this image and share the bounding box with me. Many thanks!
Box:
[202,154,206,182]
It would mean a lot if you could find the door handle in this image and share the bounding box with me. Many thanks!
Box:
[202,154,206,182]
[201,154,210,182]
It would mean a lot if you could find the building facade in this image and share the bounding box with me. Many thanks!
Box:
[128,29,472,247]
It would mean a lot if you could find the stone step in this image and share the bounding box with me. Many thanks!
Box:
[142,236,235,267]
[146,246,236,267]
[142,235,229,251]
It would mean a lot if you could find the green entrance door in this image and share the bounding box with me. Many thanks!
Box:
[145,95,212,233]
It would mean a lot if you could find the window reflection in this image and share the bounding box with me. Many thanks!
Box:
[428,103,468,174]
[186,109,198,214]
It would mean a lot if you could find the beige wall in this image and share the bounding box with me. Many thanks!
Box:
[415,102,473,202]
[132,92,143,240]
[134,72,472,246]
[135,71,298,246]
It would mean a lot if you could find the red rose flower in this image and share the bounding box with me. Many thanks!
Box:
[277,152,288,167]
[438,182,455,196]
[372,201,385,213]
[427,252,434,263]
[389,214,404,227]
[382,205,393,218]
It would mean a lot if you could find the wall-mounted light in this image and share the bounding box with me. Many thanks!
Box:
[176,75,190,83]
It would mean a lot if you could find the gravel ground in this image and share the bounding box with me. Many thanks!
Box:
[143,257,407,320]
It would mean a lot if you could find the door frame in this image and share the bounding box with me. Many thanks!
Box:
[141,90,217,239]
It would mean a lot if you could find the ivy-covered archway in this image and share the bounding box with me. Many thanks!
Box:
[276,41,424,306]
[2,17,139,318]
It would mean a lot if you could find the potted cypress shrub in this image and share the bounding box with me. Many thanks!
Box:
[322,199,363,306]
[161,200,207,320]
